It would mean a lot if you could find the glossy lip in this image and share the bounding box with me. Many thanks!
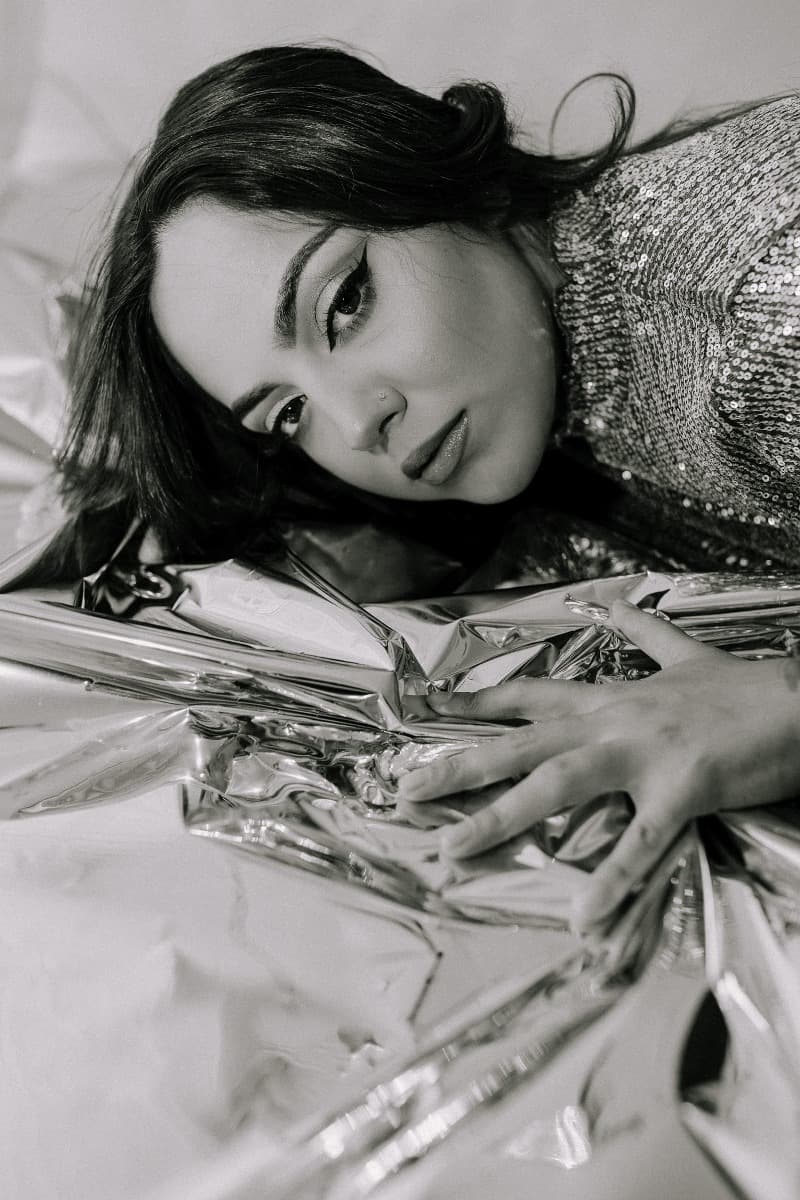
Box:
[401,411,468,483]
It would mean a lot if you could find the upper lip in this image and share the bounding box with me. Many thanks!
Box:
[401,412,465,480]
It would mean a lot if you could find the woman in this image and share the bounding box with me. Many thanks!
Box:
[22,45,800,930]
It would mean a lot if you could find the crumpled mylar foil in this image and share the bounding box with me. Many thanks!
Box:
[1,547,800,1198]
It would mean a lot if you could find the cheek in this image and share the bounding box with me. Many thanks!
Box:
[389,264,484,378]
[411,285,532,391]
[299,422,387,490]
[301,427,411,501]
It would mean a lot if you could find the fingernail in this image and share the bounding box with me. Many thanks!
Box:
[440,818,474,854]
[397,773,427,799]
[569,892,593,935]
[400,783,429,803]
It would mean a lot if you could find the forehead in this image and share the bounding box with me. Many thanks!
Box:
[151,201,324,402]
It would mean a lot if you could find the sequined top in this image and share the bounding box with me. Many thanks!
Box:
[548,96,800,572]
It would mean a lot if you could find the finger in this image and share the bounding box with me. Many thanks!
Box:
[398,719,586,803]
[609,599,710,668]
[440,743,627,858]
[428,679,603,722]
[570,783,688,932]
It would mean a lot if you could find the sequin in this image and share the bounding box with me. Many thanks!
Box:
[549,96,800,572]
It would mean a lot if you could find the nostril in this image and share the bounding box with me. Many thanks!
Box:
[379,412,395,438]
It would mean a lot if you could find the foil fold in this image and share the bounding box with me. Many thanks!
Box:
[2,552,800,1197]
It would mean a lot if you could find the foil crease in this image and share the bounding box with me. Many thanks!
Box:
[1,555,800,1197]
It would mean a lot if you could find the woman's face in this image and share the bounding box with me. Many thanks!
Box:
[151,201,559,504]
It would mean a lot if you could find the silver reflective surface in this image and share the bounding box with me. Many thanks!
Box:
[1,560,799,1197]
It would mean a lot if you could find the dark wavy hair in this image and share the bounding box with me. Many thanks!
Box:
[15,43,740,585]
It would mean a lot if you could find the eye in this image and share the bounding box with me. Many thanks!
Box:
[266,393,306,440]
[326,247,373,350]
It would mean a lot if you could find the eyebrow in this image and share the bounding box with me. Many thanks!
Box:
[231,224,336,423]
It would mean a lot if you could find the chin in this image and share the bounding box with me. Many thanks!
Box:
[457,455,539,505]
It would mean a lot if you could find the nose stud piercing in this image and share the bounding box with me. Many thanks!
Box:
[378,391,387,401]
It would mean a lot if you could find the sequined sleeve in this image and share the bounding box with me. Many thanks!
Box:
[550,95,800,570]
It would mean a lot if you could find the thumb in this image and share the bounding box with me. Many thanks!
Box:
[609,599,710,668]
[427,678,602,721]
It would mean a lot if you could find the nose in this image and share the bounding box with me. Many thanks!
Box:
[323,384,405,450]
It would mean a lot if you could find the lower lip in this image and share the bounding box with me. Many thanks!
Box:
[420,412,469,486]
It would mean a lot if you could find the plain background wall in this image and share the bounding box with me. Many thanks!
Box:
[6,0,800,171]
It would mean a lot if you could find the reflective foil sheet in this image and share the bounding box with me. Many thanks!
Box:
[1,557,800,1198]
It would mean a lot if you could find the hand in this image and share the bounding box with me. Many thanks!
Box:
[399,600,800,932]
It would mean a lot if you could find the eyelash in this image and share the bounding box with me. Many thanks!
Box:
[325,247,374,350]
[268,247,375,441]
[269,393,305,440]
